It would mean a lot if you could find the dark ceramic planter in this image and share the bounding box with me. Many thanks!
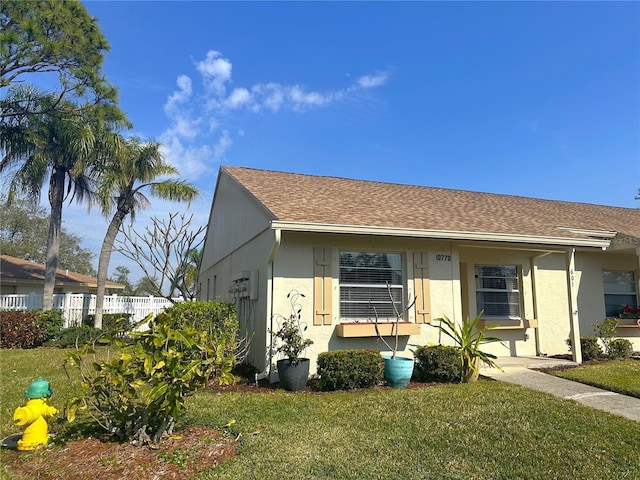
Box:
[277,358,310,391]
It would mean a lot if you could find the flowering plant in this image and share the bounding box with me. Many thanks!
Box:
[271,291,313,365]
[618,305,640,319]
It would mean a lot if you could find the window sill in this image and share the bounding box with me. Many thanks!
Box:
[615,318,640,328]
[478,319,538,330]
[336,322,421,338]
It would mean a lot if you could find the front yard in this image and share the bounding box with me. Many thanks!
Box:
[553,359,640,398]
[1,349,639,479]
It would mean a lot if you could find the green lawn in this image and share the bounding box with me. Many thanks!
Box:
[1,349,639,480]
[553,359,640,398]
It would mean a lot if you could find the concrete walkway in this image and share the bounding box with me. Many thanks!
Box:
[480,356,640,423]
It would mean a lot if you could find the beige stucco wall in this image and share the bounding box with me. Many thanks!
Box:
[201,203,639,377]
[458,246,566,358]
[575,251,639,351]
[268,232,468,375]
[199,228,277,370]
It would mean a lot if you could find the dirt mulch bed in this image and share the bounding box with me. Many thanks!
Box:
[2,425,237,480]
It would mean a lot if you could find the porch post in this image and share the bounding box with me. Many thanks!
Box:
[565,248,582,364]
[636,247,640,297]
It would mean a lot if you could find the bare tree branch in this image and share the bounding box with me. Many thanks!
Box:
[115,212,206,301]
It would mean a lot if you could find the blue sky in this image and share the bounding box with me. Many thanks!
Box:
[63,1,640,280]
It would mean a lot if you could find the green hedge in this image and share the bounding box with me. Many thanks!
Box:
[608,339,633,359]
[83,313,134,335]
[413,344,462,383]
[567,337,602,361]
[317,349,384,391]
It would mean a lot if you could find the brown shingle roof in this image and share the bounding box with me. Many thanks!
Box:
[222,166,640,242]
[0,255,124,290]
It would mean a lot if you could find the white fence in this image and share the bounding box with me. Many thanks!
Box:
[0,293,178,327]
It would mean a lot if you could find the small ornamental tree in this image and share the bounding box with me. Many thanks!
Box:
[65,301,241,445]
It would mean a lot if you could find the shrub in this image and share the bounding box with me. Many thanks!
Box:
[161,301,241,383]
[44,326,105,348]
[593,318,618,354]
[0,311,49,348]
[83,313,134,336]
[38,310,65,340]
[607,338,633,359]
[317,350,384,391]
[65,301,242,445]
[161,300,235,333]
[567,336,602,361]
[413,344,463,383]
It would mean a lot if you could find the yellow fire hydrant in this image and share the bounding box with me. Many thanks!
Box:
[13,377,58,451]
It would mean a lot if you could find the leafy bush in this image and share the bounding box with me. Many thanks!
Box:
[38,310,65,340]
[593,318,618,354]
[316,349,384,391]
[44,326,105,348]
[160,300,235,333]
[65,301,242,445]
[607,339,633,359]
[161,301,241,383]
[0,311,49,348]
[413,344,463,383]
[568,336,602,361]
[83,313,134,336]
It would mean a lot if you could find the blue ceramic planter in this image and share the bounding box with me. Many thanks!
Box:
[383,355,415,389]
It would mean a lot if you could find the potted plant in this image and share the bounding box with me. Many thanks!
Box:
[374,283,417,388]
[271,290,313,391]
[429,311,503,383]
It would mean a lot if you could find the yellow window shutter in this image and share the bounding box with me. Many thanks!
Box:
[313,247,333,325]
[413,252,431,324]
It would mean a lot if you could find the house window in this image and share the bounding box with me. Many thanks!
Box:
[475,265,521,319]
[603,270,638,317]
[339,252,403,320]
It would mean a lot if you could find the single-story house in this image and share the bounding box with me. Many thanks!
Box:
[0,255,124,295]
[198,166,640,378]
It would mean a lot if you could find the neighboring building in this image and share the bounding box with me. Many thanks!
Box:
[199,166,640,378]
[0,255,124,295]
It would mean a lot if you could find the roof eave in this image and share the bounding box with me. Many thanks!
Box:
[270,221,611,248]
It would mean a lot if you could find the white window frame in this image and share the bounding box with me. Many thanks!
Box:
[602,270,638,318]
[475,264,521,320]
[339,251,404,322]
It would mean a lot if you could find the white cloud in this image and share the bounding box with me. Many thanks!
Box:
[224,88,252,110]
[164,75,192,115]
[195,50,233,96]
[288,85,334,110]
[252,83,285,112]
[158,50,390,186]
[213,130,232,160]
[163,115,200,139]
[357,71,389,88]
[159,134,213,180]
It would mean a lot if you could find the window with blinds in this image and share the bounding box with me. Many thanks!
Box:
[339,252,403,320]
[475,265,521,319]
[603,270,637,317]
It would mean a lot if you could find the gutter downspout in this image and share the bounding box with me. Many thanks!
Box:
[530,252,553,357]
[265,229,282,382]
[565,248,582,364]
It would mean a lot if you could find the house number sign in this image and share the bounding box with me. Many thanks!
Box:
[435,254,452,262]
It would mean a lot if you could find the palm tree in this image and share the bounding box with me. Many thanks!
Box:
[1,97,105,309]
[93,136,199,328]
